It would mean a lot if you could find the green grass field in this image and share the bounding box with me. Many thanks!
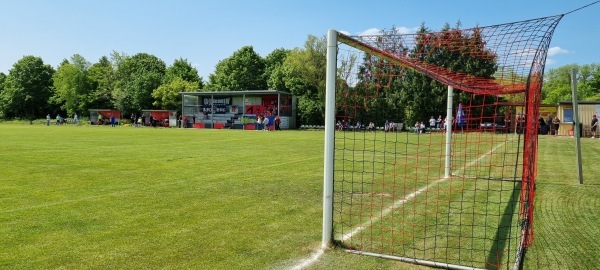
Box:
[0,124,598,269]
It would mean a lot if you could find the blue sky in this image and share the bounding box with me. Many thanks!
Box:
[1,0,598,81]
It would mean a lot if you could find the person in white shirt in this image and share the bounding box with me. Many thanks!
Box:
[429,116,436,131]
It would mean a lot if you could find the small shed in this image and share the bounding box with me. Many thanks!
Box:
[556,101,600,136]
[141,110,177,127]
[89,109,121,125]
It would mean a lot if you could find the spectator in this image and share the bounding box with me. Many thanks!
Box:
[546,115,553,134]
[436,115,442,129]
[46,114,51,126]
[592,114,598,138]
[275,116,282,131]
[385,120,390,132]
[504,113,511,133]
[516,114,525,134]
[419,121,426,133]
[368,122,375,132]
[110,114,116,127]
[414,121,420,133]
[256,116,262,131]
[539,116,546,135]
[552,116,560,136]
[263,116,270,131]
[443,116,447,133]
[74,113,78,125]
[429,116,436,131]
[183,116,188,128]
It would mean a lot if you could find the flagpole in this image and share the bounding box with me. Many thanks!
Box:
[444,86,453,178]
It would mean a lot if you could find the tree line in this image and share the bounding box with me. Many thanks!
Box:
[1,27,598,126]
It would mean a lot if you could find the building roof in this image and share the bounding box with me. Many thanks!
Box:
[179,90,293,96]
[557,100,600,105]
[141,109,177,112]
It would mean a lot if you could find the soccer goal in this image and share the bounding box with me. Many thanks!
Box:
[323,15,563,270]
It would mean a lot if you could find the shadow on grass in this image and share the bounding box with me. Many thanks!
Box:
[486,182,522,270]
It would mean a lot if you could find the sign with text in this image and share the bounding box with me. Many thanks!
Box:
[202,96,232,106]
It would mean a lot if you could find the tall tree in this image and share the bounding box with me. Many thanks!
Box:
[88,56,117,111]
[113,53,166,114]
[164,58,203,87]
[407,23,497,124]
[542,63,600,103]
[355,23,499,126]
[51,54,93,116]
[0,56,55,121]
[264,48,289,90]
[278,35,328,125]
[152,77,200,110]
[207,46,266,91]
[152,59,202,110]
[0,72,5,118]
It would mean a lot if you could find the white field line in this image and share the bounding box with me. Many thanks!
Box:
[288,247,326,270]
[289,139,512,270]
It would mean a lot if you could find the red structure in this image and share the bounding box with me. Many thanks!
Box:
[89,109,120,125]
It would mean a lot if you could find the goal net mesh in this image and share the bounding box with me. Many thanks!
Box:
[329,15,563,269]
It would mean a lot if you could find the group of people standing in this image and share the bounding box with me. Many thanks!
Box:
[414,115,446,134]
[538,115,561,136]
[46,113,78,126]
[130,114,149,127]
[256,115,282,131]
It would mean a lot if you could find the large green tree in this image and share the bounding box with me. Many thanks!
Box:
[353,23,498,127]
[88,56,117,111]
[0,56,55,121]
[207,46,266,91]
[113,53,166,114]
[151,58,203,111]
[264,48,290,90]
[0,72,5,118]
[152,77,200,110]
[542,63,600,104]
[164,58,203,87]
[278,35,327,125]
[406,23,498,124]
[51,54,93,116]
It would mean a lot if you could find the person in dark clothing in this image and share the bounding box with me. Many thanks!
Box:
[539,116,546,135]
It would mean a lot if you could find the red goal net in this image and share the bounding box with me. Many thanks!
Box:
[326,14,563,270]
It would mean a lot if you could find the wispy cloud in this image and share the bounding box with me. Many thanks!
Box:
[547,47,570,56]
[359,28,382,36]
[357,26,418,37]
[394,26,418,35]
